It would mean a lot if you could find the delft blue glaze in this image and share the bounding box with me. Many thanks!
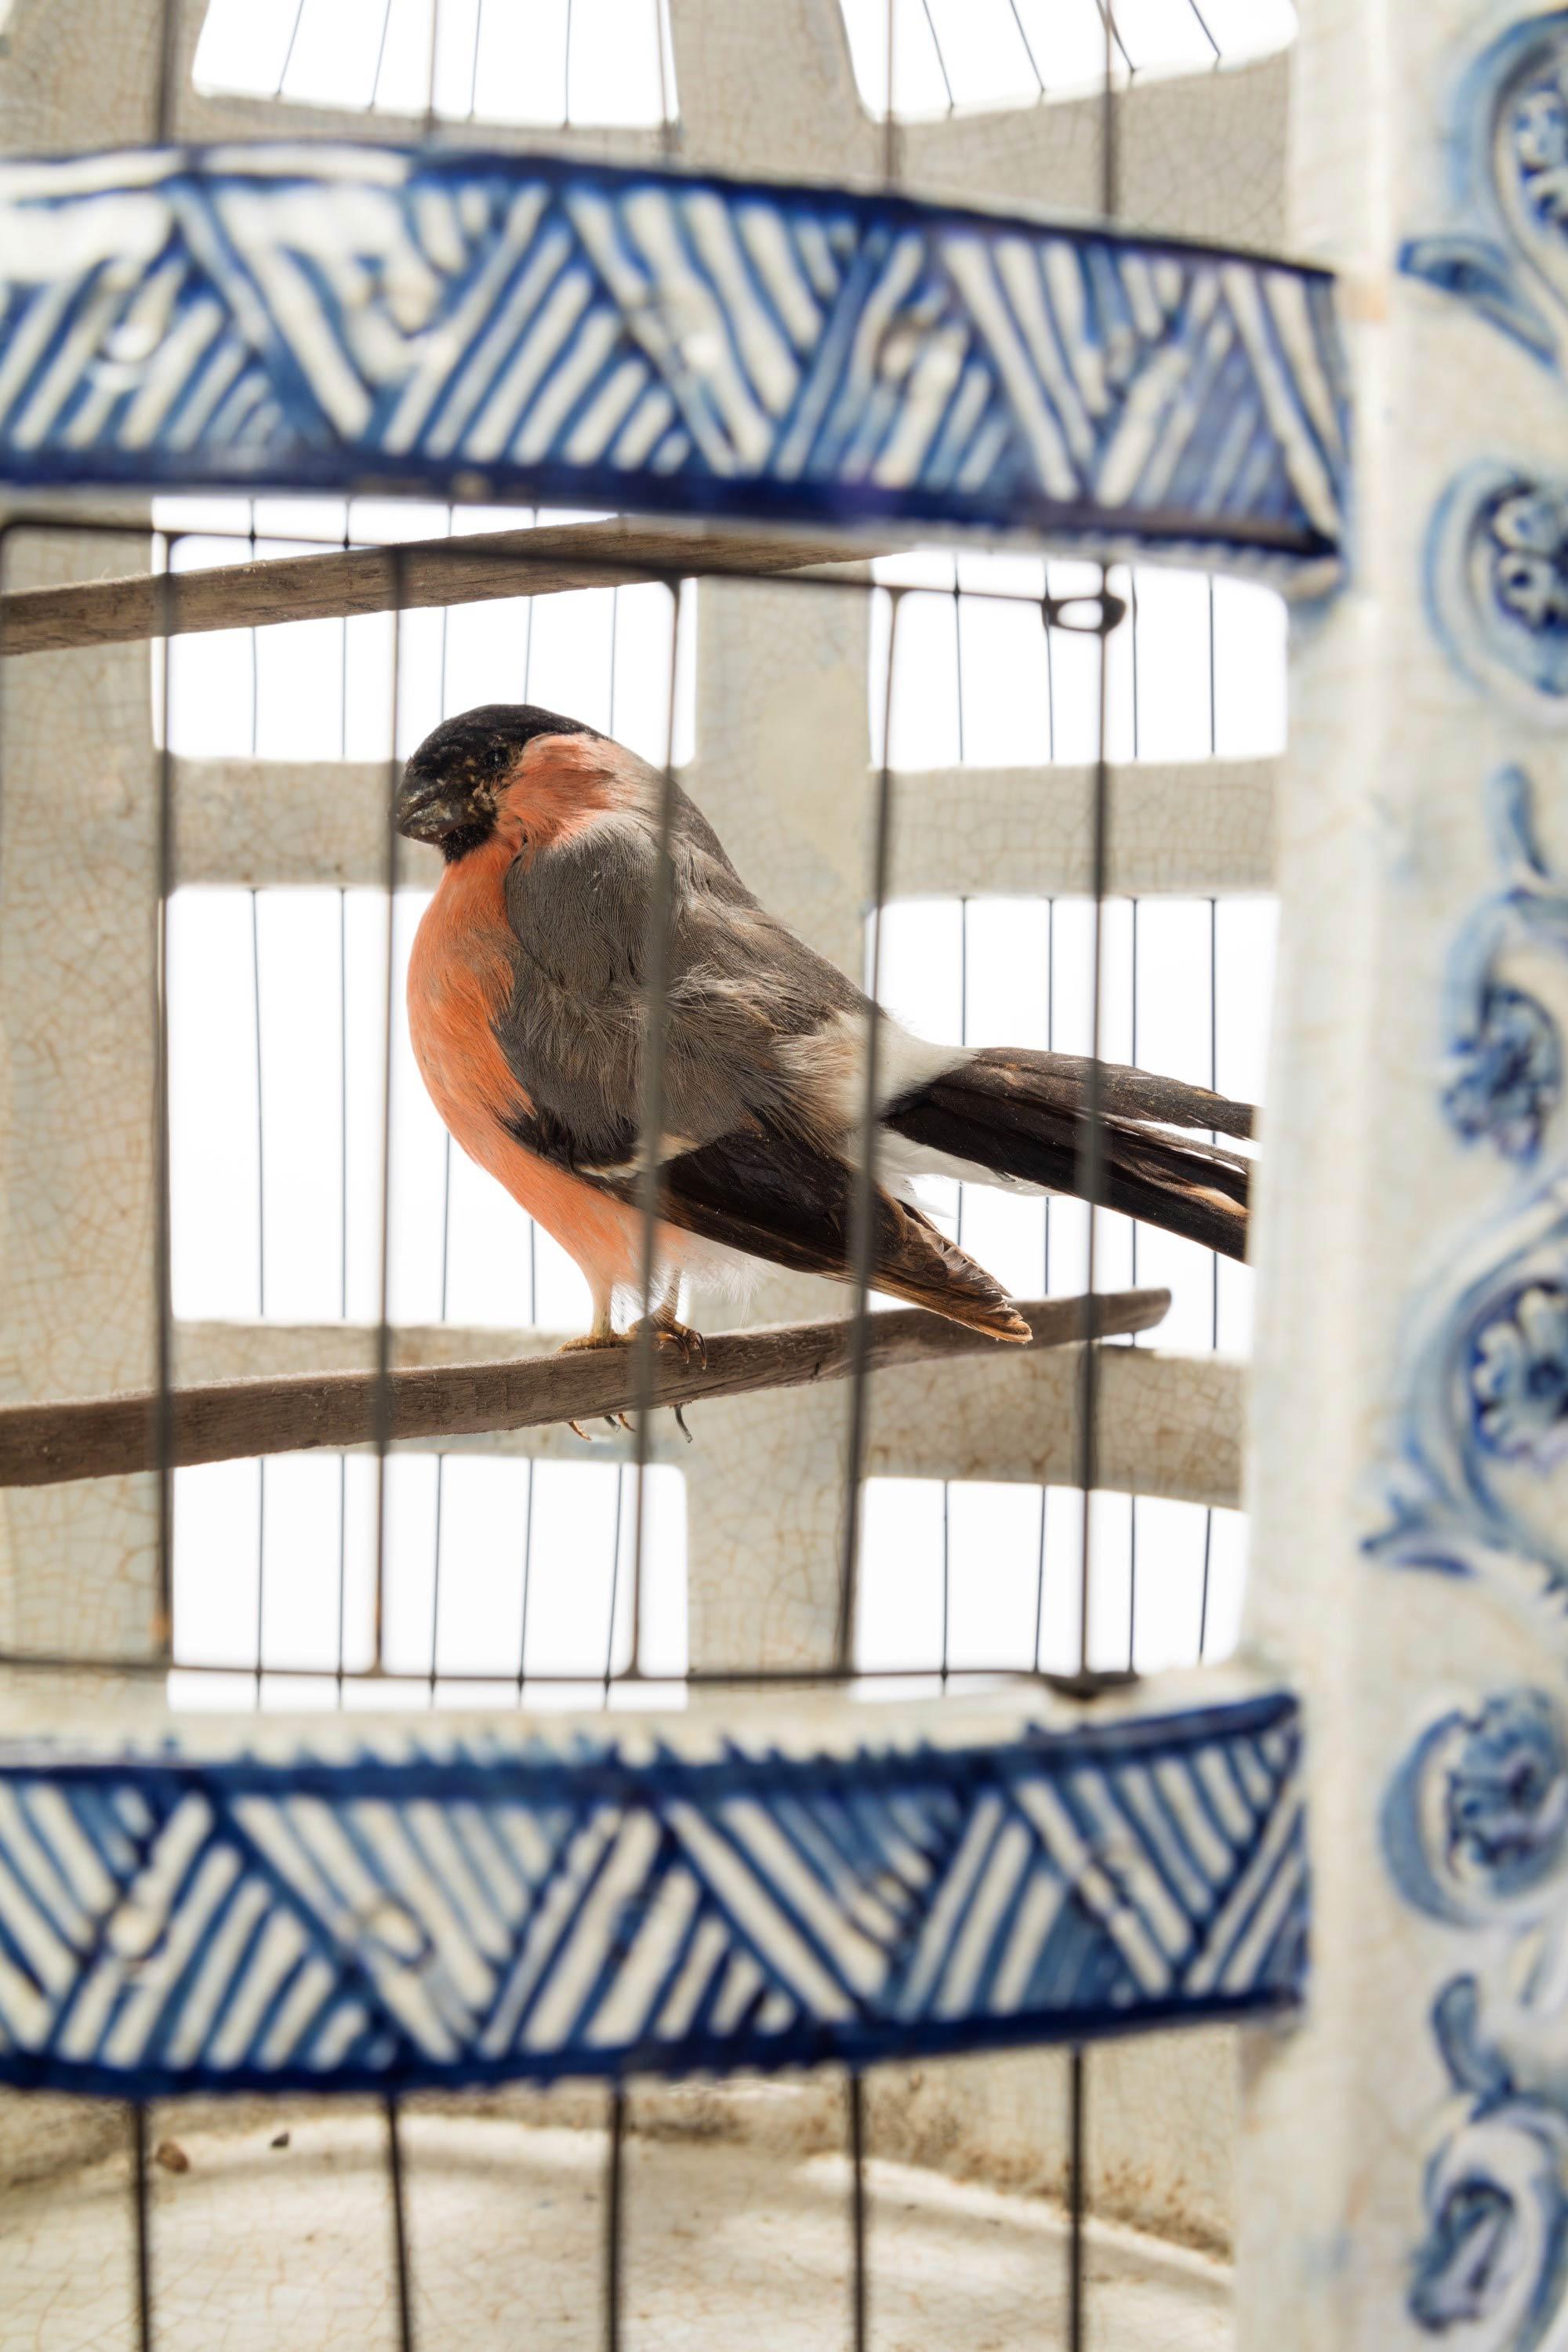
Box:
[1367,765,1568,1610]
[0,145,1348,585]
[1373,764,1568,2345]
[1400,10,1568,379]
[0,1693,1304,2096]
[1385,1691,1568,2349]
[1427,468,1568,720]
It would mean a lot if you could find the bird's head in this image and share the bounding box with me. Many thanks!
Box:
[396,703,601,861]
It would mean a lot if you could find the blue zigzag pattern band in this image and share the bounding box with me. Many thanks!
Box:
[0,1693,1305,2096]
[0,147,1347,587]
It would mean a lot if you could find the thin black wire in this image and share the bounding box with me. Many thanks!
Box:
[607,583,619,737]
[336,885,350,1704]
[1033,1484,1049,1671]
[248,507,260,757]
[424,0,443,135]
[251,886,267,1704]
[1200,573,1221,1658]
[1091,0,1135,83]
[943,883,969,1689]
[254,1461,266,1705]
[521,529,540,1330]
[438,1134,453,1320]
[1184,0,1223,64]
[939,1480,950,1691]
[655,0,678,154]
[1043,892,1054,1293]
[153,0,181,143]
[605,2085,626,2352]
[130,2101,153,2352]
[920,0,956,114]
[1199,892,1220,1658]
[152,550,176,1657]
[516,1457,535,1703]
[562,0,574,128]
[603,1464,625,1699]
[1007,0,1047,96]
[1042,565,1058,762]
[385,2094,415,2352]
[833,589,903,1672]
[954,892,968,1247]
[466,0,483,118]
[882,0,898,181]
[370,555,408,1673]
[1070,16,1121,2346]
[848,2071,868,2352]
[429,1454,446,1697]
[626,581,688,1682]
[1068,2050,1087,2352]
[275,0,309,97]
[1127,891,1138,1674]
[370,0,397,111]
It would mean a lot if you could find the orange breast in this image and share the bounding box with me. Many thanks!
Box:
[406,835,645,1294]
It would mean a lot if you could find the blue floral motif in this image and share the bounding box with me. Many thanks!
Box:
[1384,1692,1568,1926]
[1411,2174,1517,2331]
[1386,1698,1568,2347]
[1472,1285,1568,1461]
[1428,468,1568,716]
[1369,766,1568,1612]
[1446,985,1563,1160]
[1511,55,1568,243]
[1447,1691,1568,1883]
[1399,13,1568,378]
[1486,481,1568,640]
[1410,2080,1568,2347]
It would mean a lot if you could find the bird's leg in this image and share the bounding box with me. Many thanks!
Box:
[558,1280,630,1439]
[556,1279,621,1356]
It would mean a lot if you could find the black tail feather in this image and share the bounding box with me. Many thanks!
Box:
[884,1047,1253,1262]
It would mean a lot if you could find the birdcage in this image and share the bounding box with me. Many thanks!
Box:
[0,0,1560,2346]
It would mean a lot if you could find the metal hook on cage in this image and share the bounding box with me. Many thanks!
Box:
[1045,584,1128,638]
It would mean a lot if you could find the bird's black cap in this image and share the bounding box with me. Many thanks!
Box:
[396,702,600,859]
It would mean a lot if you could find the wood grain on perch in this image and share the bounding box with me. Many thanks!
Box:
[0,1290,1169,1487]
[0,517,877,657]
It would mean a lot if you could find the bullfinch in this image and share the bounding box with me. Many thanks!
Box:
[397,702,1251,1360]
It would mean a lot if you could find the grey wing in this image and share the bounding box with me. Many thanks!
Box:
[497,781,862,1174]
[495,779,1033,1338]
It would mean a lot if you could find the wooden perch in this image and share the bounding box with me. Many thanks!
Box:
[0,517,877,658]
[0,1290,1168,1487]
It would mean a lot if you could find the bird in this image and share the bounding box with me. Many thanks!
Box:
[397,702,1254,1367]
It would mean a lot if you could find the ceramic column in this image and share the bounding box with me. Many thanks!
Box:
[1240,2,1568,2341]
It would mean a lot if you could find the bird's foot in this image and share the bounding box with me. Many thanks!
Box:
[626,1312,709,1371]
[556,1327,632,1439]
[556,1315,704,1439]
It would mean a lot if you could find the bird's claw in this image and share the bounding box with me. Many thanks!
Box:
[557,1317,703,1443]
[630,1315,708,1370]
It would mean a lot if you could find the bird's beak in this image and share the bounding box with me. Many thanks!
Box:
[395,770,467,844]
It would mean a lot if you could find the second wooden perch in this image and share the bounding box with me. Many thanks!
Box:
[0,1290,1169,1487]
